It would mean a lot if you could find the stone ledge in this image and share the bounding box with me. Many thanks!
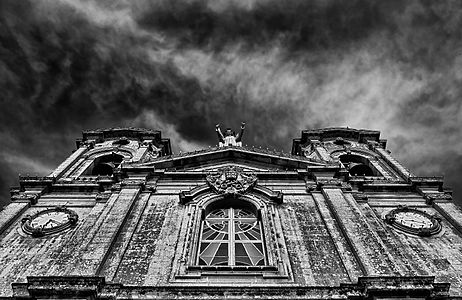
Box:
[10,276,450,299]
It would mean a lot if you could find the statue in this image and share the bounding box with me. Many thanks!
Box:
[215,122,245,147]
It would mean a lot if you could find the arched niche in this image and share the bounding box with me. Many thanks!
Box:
[89,153,124,176]
[339,153,378,177]
[82,150,132,176]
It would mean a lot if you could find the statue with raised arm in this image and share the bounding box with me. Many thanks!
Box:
[215,122,245,147]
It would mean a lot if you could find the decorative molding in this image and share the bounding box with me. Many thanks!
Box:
[80,127,172,156]
[384,205,442,237]
[11,192,39,205]
[145,181,157,192]
[140,144,161,162]
[120,179,146,189]
[423,192,452,205]
[11,275,450,299]
[95,192,111,203]
[206,167,257,196]
[252,185,283,204]
[19,176,55,188]
[179,185,210,204]
[179,184,283,205]
[21,206,79,237]
[352,192,368,203]
[316,178,351,191]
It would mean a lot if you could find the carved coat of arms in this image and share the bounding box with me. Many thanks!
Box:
[206,167,257,195]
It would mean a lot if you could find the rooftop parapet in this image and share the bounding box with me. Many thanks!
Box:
[292,127,387,156]
[76,127,172,156]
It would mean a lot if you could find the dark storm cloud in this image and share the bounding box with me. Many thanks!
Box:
[136,0,386,50]
[0,0,461,207]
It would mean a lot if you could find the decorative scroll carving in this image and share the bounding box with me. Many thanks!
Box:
[139,142,160,162]
[206,167,257,195]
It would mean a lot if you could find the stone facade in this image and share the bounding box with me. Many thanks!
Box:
[0,127,461,299]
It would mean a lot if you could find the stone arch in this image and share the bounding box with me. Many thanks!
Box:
[89,153,124,176]
[330,149,380,177]
[86,147,135,160]
[197,193,265,212]
[79,147,134,177]
[180,184,282,205]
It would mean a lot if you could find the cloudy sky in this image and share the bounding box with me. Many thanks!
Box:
[0,0,461,208]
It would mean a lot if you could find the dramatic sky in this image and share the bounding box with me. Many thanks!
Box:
[0,0,461,208]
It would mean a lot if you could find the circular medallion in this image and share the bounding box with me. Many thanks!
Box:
[385,205,441,236]
[21,207,78,237]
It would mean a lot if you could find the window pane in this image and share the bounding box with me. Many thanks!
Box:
[235,243,264,266]
[235,220,261,241]
[234,209,255,218]
[203,219,228,241]
[200,242,221,265]
[210,243,228,265]
[208,209,228,218]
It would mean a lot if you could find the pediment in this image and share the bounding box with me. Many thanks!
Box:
[130,146,330,171]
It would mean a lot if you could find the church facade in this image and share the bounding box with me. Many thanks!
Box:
[0,127,462,299]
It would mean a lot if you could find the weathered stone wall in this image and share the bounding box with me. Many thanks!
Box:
[1,176,462,297]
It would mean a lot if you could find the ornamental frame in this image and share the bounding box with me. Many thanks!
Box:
[21,206,79,238]
[385,205,442,237]
[174,191,290,279]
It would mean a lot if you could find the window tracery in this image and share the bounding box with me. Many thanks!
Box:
[198,208,265,266]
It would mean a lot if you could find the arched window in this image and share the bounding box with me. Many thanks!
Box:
[175,192,290,279]
[198,205,266,267]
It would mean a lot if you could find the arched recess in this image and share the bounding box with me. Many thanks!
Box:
[88,153,124,176]
[175,188,290,279]
[72,147,134,177]
[340,154,376,176]
[330,149,382,177]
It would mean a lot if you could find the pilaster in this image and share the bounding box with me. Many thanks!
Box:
[48,145,90,179]
[318,179,401,275]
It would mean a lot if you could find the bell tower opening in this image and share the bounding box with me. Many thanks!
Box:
[340,154,377,176]
[85,153,124,176]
